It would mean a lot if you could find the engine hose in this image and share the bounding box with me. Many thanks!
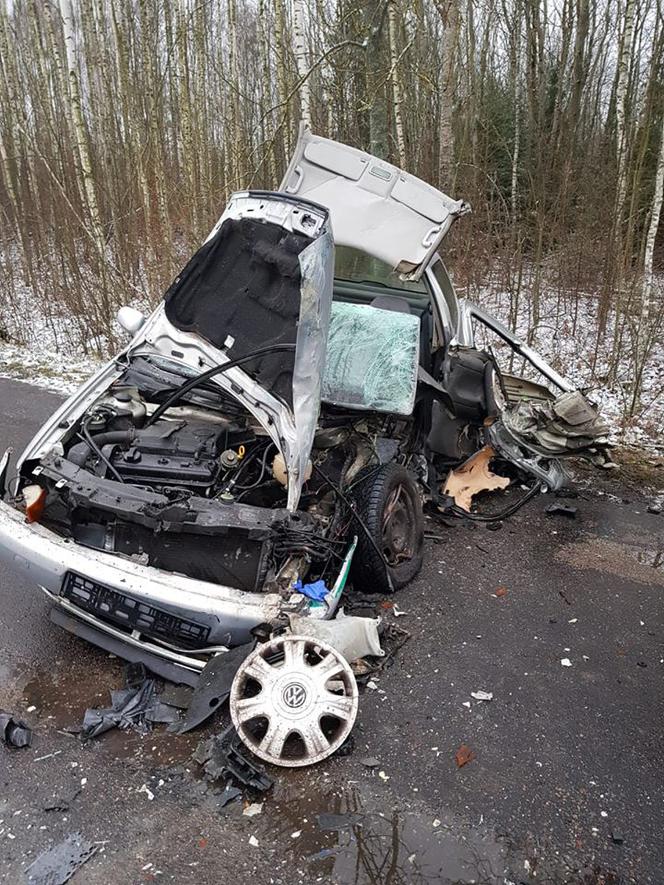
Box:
[67,430,135,467]
[146,343,296,427]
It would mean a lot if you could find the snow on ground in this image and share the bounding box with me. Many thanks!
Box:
[0,274,662,449]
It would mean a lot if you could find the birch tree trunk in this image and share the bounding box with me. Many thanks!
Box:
[631,109,664,412]
[293,0,311,129]
[58,0,105,258]
[436,0,459,187]
[387,0,406,166]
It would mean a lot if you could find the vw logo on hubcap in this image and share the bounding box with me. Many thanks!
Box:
[282,682,307,709]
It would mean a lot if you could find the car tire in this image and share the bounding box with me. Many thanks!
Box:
[349,462,424,594]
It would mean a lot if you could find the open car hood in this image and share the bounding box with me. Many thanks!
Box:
[280,126,470,280]
[155,191,334,510]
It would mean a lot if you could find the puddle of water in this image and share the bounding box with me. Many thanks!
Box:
[260,782,508,884]
[19,663,198,765]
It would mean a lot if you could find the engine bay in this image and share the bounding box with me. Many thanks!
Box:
[24,355,413,603]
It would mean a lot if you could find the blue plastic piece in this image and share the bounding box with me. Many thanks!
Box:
[293,579,330,601]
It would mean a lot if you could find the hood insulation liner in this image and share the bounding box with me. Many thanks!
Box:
[164,217,313,405]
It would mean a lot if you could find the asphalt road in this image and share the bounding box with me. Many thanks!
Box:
[0,376,663,884]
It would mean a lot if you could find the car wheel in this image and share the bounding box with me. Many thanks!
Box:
[349,462,424,594]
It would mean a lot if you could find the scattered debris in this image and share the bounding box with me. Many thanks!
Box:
[194,724,274,793]
[462,701,471,709]
[0,710,32,748]
[243,802,263,817]
[291,830,302,839]
[138,784,155,801]
[378,770,390,781]
[81,665,178,740]
[43,790,81,813]
[647,503,661,515]
[610,828,625,845]
[159,683,195,710]
[470,690,493,702]
[455,744,476,768]
[561,658,572,667]
[443,446,511,512]
[494,586,508,598]
[288,611,383,663]
[392,604,408,617]
[360,757,380,768]
[248,835,259,848]
[177,641,255,734]
[25,833,97,885]
[214,783,242,809]
[545,503,578,518]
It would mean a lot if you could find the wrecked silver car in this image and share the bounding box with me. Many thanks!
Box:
[0,130,611,686]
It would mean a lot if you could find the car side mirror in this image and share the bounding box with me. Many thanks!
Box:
[116,306,146,335]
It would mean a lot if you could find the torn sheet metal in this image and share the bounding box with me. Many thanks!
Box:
[289,610,384,662]
[81,667,178,740]
[0,710,32,748]
[501,390,610,458]
[177,641,255,734]
[443,445,510,511]
[194,724,274,792]
[25,833,97,885]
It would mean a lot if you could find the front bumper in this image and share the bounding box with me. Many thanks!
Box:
[0,500,283,675]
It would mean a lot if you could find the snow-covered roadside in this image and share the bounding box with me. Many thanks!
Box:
[0,340,102,396]
[0,278,662,450]
[467,282,664,451]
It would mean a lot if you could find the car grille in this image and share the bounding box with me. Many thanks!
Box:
[60,572,210,649]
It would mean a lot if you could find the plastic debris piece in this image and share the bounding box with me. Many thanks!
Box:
[495,586,508,598]
[392,604,408,617]
[360,757,380,768]
[81,669,178,740]
[378,770,389,781]
[545,503,578,518]
[561,658,572,667]
[214,783,242,809]
[249,835,259,847]
[462,701,471,709]
[455,744,476,768]
[443,446,510,511]
[291,831,302,839]
[0,711,32,748]
[177,641,255,734]
[194,724,274,793]
[470,691,493,701]
[25,833,97,885]
[611,828,625,845]
[138,784,155,801]
[243,802,263,817]
[289,610,383,662]
[293,579,329,601]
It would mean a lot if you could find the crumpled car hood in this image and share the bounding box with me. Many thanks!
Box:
[146,191,334,510]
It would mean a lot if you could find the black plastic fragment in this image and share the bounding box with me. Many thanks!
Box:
[0,710,32,748]
[177,641,255,734]
[25,832,97,885]
[545,502,578,518]
[213,783,242,809]
[194,724,273,793]
[81,665,178,740]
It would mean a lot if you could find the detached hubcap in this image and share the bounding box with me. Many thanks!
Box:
[230,635,359,767]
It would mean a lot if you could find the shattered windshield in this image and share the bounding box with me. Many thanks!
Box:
[334,245,427,294]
